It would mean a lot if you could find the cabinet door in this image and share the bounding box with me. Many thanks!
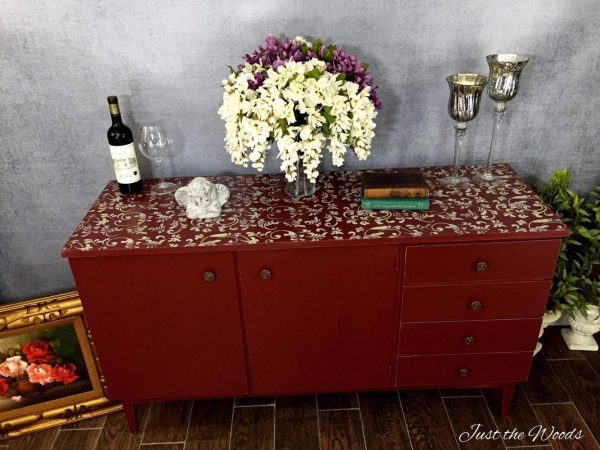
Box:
[238,245,399,394]
[69,252,247,400]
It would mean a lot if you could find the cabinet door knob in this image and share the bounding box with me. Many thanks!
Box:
[464,336,476,346]
[470,300,482,311]
[203,271,216,282]
[475,261,489,272]
[458,368,470,377]
[260,269,272,280]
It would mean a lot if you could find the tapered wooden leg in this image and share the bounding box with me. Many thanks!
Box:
[123,401,138,433]
[501,383,516,416]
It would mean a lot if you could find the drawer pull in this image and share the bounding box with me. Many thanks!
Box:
[464,336,476,346]
[475,261,489,272]
[260,269,272,280]
[458,368,471,377]
[470,300,482,311]
[203,271,216,282]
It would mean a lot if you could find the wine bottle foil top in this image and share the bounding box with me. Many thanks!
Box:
[107,96,118,104]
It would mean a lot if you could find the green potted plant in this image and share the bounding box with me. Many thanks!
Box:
[540,169,600,351]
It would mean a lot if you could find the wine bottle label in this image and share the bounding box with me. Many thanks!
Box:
[109,143,142,184]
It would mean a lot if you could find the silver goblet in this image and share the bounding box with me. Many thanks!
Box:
[441,73,488,188]
[473,54,529,186]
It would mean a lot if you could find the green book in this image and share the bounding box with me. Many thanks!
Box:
[361,197,430,210]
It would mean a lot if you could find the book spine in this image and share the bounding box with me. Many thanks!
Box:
[363,187,429,198]
[361,198,430,210]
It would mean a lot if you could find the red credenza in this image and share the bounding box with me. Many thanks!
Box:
[62,165,568,432]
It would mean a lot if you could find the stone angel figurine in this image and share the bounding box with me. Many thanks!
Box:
[174,177,229,220]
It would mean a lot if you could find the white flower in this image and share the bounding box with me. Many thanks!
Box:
[218,59,378,183]
[299,125,313,141]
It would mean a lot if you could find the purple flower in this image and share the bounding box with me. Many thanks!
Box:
[247,72,266,90]
[235,35,383,110]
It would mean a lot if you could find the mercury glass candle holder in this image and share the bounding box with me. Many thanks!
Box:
[441,73,488,189]
[473,54,529,186]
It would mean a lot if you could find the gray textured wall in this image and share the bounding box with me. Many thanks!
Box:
[1,0,599,302]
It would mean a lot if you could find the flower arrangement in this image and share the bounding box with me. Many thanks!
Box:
[0,339,80,400]
[218,36,382,184]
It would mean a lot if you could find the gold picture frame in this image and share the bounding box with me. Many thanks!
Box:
[0,291,121,439]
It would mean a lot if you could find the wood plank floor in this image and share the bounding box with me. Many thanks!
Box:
[2,327,599,449]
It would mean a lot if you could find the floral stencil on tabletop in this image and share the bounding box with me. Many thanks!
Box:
[218,35,382,188]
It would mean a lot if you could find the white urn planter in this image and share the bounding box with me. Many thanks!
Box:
[534,309,563,356]
[561,305,600,351]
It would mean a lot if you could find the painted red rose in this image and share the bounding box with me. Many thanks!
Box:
[22,340,55,364]
[52,363,79,385]
[0,378,10,397]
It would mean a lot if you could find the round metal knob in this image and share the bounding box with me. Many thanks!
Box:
[203,271,216,282]
[464,336,476,346]
[458,368,471,377]
[475,261,489,272]
[260,269,272,280]
[470,300,482,311]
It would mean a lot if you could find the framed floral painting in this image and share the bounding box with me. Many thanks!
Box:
[0,291,121,439]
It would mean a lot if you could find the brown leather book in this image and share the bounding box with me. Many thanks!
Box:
[363,171,429,198]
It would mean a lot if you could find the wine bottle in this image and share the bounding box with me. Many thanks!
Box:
[107,96,143,195]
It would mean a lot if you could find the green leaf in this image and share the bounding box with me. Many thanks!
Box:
[323,45,336,62]
[551,168,571,185]
[361,63,369,70]
[301,43,308,57]
[322,123,331,135]
[577,226,593,239]
[305,68,321,80]
[278,119,288,134]
[312,38,323,54]
[323,112,335,125]
[227,65,236,74]
[336,73,347,81]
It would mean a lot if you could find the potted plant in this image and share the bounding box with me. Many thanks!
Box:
[540,169,600,351]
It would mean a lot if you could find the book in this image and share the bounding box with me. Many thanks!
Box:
[362,171,429,198]
[361,197,430,210]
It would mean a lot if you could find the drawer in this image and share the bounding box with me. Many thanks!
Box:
[398,318,541,355]
[401,281,551,321]
[396,352,533,387]
[404,240,560,285]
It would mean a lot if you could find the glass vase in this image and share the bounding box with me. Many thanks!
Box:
[285,158,316,198]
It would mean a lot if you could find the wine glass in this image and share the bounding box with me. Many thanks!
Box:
[137,125,177,194]
[441,73,488,188]
[473,54,529,186]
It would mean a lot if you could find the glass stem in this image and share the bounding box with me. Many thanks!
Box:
[483,102,506,179]
[157,160,165,186]
[453,122,467,178]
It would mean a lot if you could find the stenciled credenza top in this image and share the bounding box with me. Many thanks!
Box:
[61,164,568,257]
